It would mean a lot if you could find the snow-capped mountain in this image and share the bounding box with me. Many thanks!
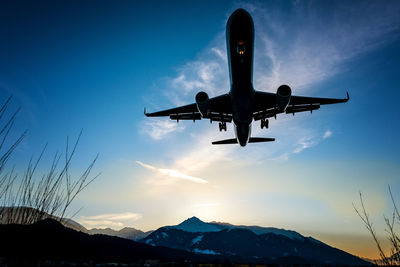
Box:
[165,216,224,233]
[164,216,305,240]
[139,216,368,265]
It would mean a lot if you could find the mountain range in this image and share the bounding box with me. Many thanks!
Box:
[77,216,370,265]
[0,210,371,265]
[138,216,368,265]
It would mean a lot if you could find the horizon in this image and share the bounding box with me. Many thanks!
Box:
[1,0,400,260]
[83,216,318,238]
[83,215,297,230]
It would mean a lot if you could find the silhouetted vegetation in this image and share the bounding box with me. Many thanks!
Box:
[0,96,99,225]
[354,186,400,265]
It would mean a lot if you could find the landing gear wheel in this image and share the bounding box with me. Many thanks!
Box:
[219,122,227,132]
[261,119,269,129]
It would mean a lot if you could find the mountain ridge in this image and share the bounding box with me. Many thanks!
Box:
[140,216,369,266]
[88,226,153,240]
[0,218,222,264]
[0,218,349,265]
[0,213,372,265]
[164,216,306,240]
[0,206,88,233]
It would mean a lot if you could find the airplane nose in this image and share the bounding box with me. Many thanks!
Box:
[231,8,251,18]
[229,8,252,25]
[227,8,254,41]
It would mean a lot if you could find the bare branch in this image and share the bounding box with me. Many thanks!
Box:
[353,191,390,265]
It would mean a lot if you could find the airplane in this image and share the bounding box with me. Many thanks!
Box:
[145,8,349,147]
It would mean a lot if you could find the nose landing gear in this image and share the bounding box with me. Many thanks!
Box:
[261,119,269,129]
[219,122,227,131]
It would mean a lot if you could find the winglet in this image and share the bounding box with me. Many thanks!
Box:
[144,107,148,116]
[346,91,350,101]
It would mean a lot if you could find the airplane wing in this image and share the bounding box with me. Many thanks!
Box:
[145,94,233,122]
[253,91,349,120]
[289,92,350,105]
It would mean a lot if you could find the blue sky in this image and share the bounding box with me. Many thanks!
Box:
[1,0,400,258]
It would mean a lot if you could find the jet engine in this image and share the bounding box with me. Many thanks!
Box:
[195,91,210,117]
[276,85,292,111]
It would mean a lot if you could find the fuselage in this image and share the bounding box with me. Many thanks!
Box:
[226,9,255,146]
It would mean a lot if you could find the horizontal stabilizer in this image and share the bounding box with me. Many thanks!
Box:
[212,137,275,145]
[212,138,238,145]
[249,137,275,143]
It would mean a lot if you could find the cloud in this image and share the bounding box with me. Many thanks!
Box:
[141,119,185,140]
[211,47,227,62]
[294,137,316,154]
[173,131,236,173]
[158,168,208,184]
[168,57,228,102]
[136,161,208,184]
[323,130,332,139]
[293,130,334,154]
[136,160,156,170]
[248,1,400,92]
[79,212,142,229]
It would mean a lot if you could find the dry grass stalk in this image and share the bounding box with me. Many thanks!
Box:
[0,96,99,225]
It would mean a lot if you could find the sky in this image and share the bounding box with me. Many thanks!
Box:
[1,0,400,259]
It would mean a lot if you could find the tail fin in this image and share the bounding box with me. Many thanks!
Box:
[212,137,275,145]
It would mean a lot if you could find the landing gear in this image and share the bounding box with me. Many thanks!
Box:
[261,119,269,129]
[219,122,227,132]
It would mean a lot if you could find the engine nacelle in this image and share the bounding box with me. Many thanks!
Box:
[195,91,210,117]
[276,85,292,111]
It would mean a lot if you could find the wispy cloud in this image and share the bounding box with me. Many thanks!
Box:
[293,130,334,154]
[79,212,142,229]
[168,53,228,103]
[293,137,316,154]
[173,132,236,173]
[141,119,185,140]
[248,1,400,92]
[136,161,208,184]
[136,161,156,170]
[323,130,332,139]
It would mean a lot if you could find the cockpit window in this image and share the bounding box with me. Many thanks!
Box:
[237,40,246,55]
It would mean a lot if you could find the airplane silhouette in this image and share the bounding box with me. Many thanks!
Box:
[145,8,349,147]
